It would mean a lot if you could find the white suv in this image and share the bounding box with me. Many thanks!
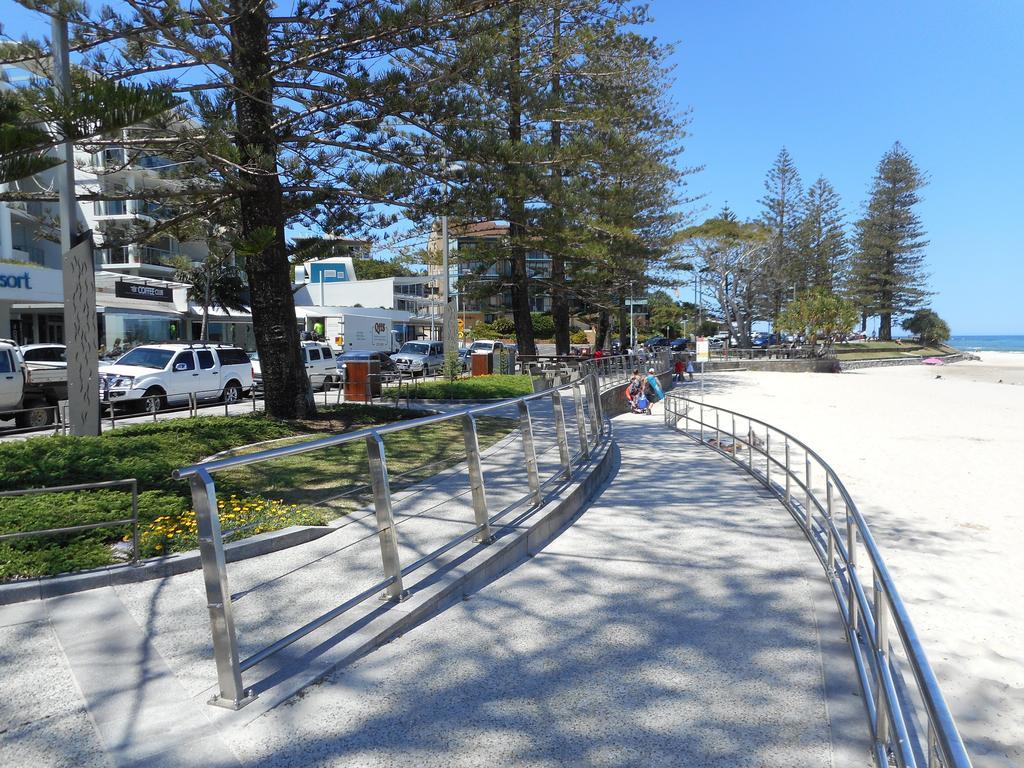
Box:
[250,341,337,391]
[99,343,254,413]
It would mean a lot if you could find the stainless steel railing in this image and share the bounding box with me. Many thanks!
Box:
[0,479,140,564]
[172,353,675,710]
[663,394,972,768]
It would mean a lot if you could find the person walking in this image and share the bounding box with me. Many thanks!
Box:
[673,358,684,384]
[644,367,665,402]
[685,356,695,382]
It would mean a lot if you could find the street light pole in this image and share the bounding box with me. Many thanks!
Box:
[629,280,635,350]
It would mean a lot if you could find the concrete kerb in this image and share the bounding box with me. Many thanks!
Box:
[206,421,618,727]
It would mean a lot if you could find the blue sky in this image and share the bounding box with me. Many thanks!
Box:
[656,1,1024,335]
[5,1,1022,334]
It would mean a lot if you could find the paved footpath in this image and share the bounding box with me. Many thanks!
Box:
[0,399,867,767]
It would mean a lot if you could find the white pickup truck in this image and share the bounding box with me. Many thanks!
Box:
[0,339,69,428]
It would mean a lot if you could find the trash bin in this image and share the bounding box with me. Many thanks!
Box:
[344,360,381,401]
[471,352,493,376]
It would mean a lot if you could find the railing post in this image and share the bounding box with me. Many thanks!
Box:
[571,382,590,459]
[550,389,572,479]
[461,413,493,543]
[766,431,771,488]
[731,414,735,454]
[874,575,891,756]
[847,505,859,633]
[518,401,541,505]
[784,439,791,504]
[585,373,601,441]
[364,433,408,601]
[715,410,720,445]
[130,479,139,565]
[805,456,813,530]
[826,477,836,575]
[190,469,254,709]
[699,403,704,443]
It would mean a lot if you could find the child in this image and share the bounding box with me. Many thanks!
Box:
[673,358,684,384]
[685,357,695,382]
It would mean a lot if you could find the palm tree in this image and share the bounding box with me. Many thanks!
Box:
[175,249,248,341]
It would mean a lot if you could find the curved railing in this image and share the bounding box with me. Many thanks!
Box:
[174,350,674,710]
[663,394,972,768]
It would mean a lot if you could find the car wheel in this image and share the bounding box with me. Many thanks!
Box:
[15,402,54,429]
[140,387,166,414]
[222,382,242,404]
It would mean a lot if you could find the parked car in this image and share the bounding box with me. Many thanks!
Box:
[99,343,254,413]
[642,336,671,350]
[336,350,397,380]
[391,340,445,376]
[250,341,337,391]
[19,343,67,368]
[0,340,68,427]
[468,339,514,355]
[457,347,473,370]
[669,338,689,351]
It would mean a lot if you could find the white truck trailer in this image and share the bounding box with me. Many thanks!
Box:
[326,314,398,354]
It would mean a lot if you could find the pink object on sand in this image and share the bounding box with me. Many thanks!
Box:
[922,357,944,365]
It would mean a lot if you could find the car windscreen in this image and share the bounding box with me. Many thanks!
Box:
[116,348,174,369]
[469,342,490,352]
[399,343,429,355]
[337,352,370,361]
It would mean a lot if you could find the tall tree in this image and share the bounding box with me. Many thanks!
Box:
[795,176,848,292]
[681,208,771,349]
[759,147,804,316]
[175,249,248,342]
[6,0,490,418]
[850,142,931,340]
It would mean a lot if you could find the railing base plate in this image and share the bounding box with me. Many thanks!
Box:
[208,690,258,710]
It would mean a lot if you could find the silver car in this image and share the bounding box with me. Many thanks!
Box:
[391,341,444,376]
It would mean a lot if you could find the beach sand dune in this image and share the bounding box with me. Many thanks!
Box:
[679,353,1024,767]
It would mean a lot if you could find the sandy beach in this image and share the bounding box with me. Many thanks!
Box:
[685,351,1024,767]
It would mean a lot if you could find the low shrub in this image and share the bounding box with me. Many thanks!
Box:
[400,374,533,400]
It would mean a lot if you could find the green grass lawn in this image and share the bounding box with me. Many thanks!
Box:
[832,341,953,360]
[395,374,534,401]
[0,404,512,580]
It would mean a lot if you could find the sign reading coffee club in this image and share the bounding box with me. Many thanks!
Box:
[114,280,173,302]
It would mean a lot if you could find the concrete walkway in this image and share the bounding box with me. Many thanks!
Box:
[0,400,864,767]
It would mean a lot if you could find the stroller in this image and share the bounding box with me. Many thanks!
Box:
[633,392,652,415]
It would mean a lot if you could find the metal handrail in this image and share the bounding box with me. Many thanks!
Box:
[0,479,139,564]
[663,393,971,768]
[174,352,676,710]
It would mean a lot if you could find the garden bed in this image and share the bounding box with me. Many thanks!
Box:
[0,404,511,580]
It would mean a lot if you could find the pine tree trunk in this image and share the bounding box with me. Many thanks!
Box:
[549,3,570,355]
[230,0,313,419]
[595,308,610,351]
[506,3,536,357]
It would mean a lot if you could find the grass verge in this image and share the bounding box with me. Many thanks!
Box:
[0,404,511,580]
[831,341,953,360]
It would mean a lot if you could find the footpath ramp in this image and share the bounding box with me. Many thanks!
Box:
[223,408,845,767]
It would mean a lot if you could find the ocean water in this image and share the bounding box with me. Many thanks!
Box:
[949,335,1024,353]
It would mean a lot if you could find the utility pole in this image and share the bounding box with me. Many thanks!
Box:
[52,12,100,436]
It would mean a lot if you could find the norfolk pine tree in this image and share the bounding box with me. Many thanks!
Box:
[10,0,496,418]
[850,142,931,340]
[795,176,849,292]
[759,147,804,317]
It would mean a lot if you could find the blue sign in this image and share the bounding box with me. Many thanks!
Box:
[309,262,349,283]
[0,271,32,289]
